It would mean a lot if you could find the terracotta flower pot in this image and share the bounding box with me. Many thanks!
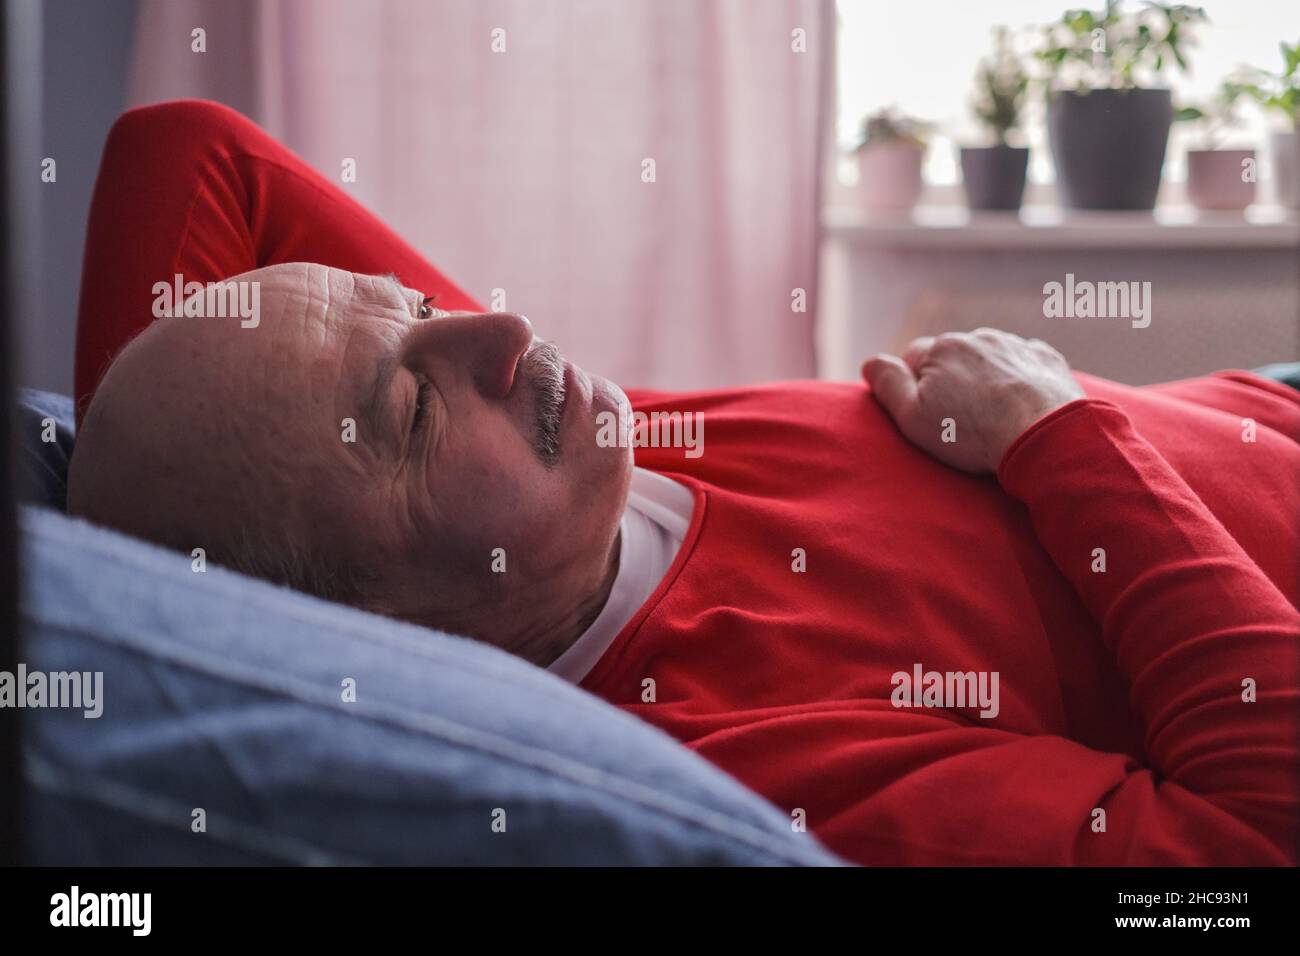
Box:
[1186,148,1255,211]
[857,142,924,216]
[960,145,1029,211]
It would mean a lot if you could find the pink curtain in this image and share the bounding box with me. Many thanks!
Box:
[128,0,831,389]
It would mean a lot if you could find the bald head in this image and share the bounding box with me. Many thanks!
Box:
[69,264,358,594]
[66,262,635,662]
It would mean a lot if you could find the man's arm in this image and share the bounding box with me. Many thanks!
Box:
[857,330,1299,863]
[996,397,1299,862]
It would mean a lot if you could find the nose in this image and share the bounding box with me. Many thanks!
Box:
[406,311,535,399]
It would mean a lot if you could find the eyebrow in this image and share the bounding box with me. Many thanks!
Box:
[375,272,413,310]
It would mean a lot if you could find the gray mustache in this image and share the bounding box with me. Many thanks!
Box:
[522,340,565,467]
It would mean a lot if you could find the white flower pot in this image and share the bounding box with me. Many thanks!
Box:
[1272,132,1300,211]
[1186,149,1255,211]
[857,142,924,216]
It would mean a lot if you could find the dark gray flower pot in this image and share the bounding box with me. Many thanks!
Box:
[1047,88,1173,210]
[960,145,1029,211]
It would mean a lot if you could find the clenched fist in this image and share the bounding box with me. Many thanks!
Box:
[861,328,1086,474]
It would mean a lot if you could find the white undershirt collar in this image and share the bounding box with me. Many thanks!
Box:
[546,467,693,684]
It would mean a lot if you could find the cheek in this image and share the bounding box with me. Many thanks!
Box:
[426,424,558,551]
[426,420,622,570]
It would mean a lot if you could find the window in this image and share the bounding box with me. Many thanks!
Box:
[835,0,1300,189]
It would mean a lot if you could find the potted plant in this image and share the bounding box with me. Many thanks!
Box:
[853,108,930,216]
[961,27,1031,211]
[1175,78,1256,211]
[1037,1,1208,210]
[1240,41,1300,210]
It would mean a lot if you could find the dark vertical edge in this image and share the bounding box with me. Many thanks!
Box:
[1,0,41,868]
[0,0,19,867]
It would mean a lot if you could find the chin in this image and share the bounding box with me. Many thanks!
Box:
[591,373,627,417]
[588,408,634,493]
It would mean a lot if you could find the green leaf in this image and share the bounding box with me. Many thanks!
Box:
[1283,41,1300,79]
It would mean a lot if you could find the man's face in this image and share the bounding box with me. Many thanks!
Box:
[71,262,634,659]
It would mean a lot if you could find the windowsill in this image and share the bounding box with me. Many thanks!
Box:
[822,203,1300,250]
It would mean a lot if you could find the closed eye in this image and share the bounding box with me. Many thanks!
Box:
[411,379,435,434]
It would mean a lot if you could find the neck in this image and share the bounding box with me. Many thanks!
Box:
[515,529,622,669]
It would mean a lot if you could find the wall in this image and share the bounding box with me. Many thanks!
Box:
[19,0,136,395]
[818,233,1300,386]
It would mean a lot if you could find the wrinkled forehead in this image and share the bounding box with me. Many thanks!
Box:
[223,264,417,449]
[229,262,414,333]
[86,261,422,484]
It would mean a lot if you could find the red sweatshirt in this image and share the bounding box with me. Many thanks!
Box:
[586,371,1300,866]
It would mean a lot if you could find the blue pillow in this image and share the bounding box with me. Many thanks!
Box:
[16,388,76,511]
[1253,362,1300,392]
[20,506,841,865]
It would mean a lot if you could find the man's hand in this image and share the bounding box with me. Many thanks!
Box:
[861,328,1085,474]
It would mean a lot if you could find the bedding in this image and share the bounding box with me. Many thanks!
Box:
[16,390,840,866]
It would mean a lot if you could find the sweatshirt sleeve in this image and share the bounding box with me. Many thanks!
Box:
[992,397,1300,864]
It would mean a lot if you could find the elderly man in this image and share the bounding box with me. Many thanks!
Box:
[68,101,1300,867]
